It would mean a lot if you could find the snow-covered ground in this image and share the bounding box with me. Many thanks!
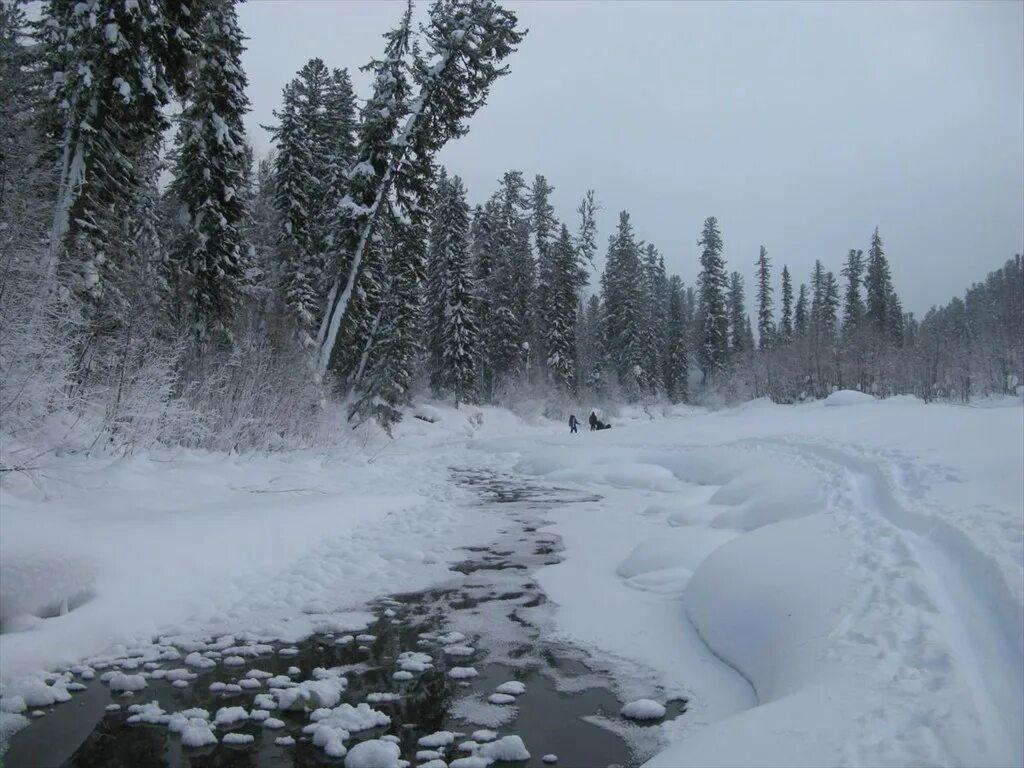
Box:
[492,394,1024,767]
[2,394,1022,766]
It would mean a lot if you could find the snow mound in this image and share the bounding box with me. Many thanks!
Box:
[223,732,254,746]
[181,718,217,747]
[685,514,851,702]
[277,675,347,711]
[448,666,478,679]
[478,734,530,761]
[107,672,146,692]
[620,698,666,720]
[344,738,401,768]
[418,730,457,747]
[486,693,515,705]
[0,553,95,629]
[494,681,526,696]
[823,389,875,406]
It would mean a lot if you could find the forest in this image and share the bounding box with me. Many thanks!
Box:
[1,0,1021,459]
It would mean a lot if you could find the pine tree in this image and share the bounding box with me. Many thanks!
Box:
[530,174,557,373]
[40,0,201,337]
[727,270,746,353]
[794,283,809,336]
[780,264,794,340]
[316,0,526,381]
[756,246,774,348]
[866,227,894,337]
[168,0,251,347]
[545,225,579,393]
[643,244,667,393]
[697,216,728,380]
[664,275,689,403]
[841,248,865,334]
[602,211,647,396]
[577,294,606,394]
[426,171,478,402]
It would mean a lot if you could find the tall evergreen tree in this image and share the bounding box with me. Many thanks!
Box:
[545,225,579,393]
[780,264,794,340]
[316,0,526,381]
[643,244,667,393]
[168,0,251,346]
[866,227,895,337]
[794,283,809,336]
[530,174,557,371]
[841,248,865,334]
[727,270,746,353]
[756,245,774,348]
[40,0,202,337]
[664,275,689,403]
[601,211,647,395]
[697,216,728,380]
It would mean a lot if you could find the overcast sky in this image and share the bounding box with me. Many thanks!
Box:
[238,0,1023,316]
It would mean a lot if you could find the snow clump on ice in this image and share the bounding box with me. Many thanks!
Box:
[620,698,666,720]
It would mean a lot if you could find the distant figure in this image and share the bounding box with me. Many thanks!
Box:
[597,421,612,430]
[589,411,599,431]
[569,414,579,434]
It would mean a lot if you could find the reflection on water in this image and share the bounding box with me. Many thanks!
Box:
[5,469,683,768]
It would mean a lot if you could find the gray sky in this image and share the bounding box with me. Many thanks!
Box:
[239,0,1023,317]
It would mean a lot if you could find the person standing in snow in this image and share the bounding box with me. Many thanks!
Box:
[569,414,579,434]
[589,411,599,431]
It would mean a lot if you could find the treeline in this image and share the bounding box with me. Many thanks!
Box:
[1,1,1020,461]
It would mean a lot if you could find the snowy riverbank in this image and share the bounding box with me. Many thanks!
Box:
[489,394,1024,767]
[2,394,1022,766]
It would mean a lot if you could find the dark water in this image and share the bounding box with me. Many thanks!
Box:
[4,469,685,768]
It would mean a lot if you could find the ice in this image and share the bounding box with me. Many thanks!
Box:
[437,632,467,644]
[344,738,401,767]
[181,719,217,747]
[448,667,478,679]
[222,732,254,746]
[478,735,530,761]
[494,681,525,696]
[486,693,515,705]
[620,699,666,720]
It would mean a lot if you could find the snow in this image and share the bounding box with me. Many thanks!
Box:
[344,738,401,768]
[1,398,1019,767]
[620,699,666,720]
[477,735,530,761]
[106,672,146,692]
[485,693,515,705]
[470,729,497,742]
[181,719,217,747]
[418,730,457,748]
[822,388,876,406]
[274,735,296,747]
[508,397,1023,768]
[542,755,558,764]
[213,706,249,726]
[447,666,478,679]
[493,681,525,696]
[222,732,254,746]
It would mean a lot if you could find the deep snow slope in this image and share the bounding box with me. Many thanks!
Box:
[488,396,1023,767]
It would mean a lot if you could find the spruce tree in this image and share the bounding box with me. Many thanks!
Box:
[545,225,579,393]
[780,264,794,340]
[866,227,894,337]
[841,248,865,334]
[727,270,746,353]
[643,244,667,394]
[794,283,809,336]
[756,246,774,348]
[697,216,728,380]
[168,0,251,347]
[664,275,689,403]
[530,174,557,372]
[602,211,647,395]
[40,0,202,338]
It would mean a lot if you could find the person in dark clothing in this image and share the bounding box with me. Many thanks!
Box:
[589,411,598,431]
[569,414,579,434]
